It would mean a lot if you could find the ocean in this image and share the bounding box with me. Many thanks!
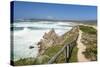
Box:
[11,21,74,61]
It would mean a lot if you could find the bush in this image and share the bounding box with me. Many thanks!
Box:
[14,57,36,66]
[43,46,63,58]
[34,55,50,64]
[79,25,97,34]
[79,25,97,61]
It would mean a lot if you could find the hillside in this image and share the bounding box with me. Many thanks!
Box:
[13,25,97,66]
[79,25,97,61]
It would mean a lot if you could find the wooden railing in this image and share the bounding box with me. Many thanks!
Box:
[48,26,79,64]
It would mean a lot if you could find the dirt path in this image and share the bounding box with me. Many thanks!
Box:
[77,30,89,62]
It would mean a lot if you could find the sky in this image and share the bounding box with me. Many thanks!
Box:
[12,1,97,20]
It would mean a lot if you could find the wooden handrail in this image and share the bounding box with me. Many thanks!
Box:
[48,37,78,63]
[48,26,79,64]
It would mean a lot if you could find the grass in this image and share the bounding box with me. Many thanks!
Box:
[43,42,78,63]
[13,26,79,65]
[54,53,65,63]
[69,45,78,62]
[14,45,63,66]
[13,57,36,66]
[13,40,78,65]
[79,25,97,61]
[43,45,63,58]
[13,25,97,66]
[34,55,50,64]
[83,45,97,61]
[79,25,97,34]
[13,55,50,66]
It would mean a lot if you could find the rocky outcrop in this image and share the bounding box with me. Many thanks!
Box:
[37,28,63,54]
[37,26,79,55]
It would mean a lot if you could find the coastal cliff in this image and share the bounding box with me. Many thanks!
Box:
[37,26,79,55]
[37,28,63,54]
[13,25,97,66]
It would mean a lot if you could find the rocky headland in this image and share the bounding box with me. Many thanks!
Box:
[37,26,79,55]
[13,25,97,66]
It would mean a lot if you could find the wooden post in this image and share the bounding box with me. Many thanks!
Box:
[69,44,72,57]
[65,45,70,62]
[67,45,69,58]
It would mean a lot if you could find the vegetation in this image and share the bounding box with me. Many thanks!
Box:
[34,55,50,64]
[83,45,97,61]
[69,46,78,62]
[79,25,97,34]
[79,25,97,61]
[13,26,79,65]
[13,57,36,66]
[42,27,79,63]
[14,55,50,66]
[13,46,64,66]
[54,53,65,63]
[43,46,63,58]
[43,44,78,63]
[43,45,66,63]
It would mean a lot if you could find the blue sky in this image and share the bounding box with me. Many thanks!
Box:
[13,1,97,20]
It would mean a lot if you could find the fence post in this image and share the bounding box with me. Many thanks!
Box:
[65,45,70,62]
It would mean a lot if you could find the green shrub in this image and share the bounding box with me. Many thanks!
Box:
[79,25,97,61]
[79,25,97,34]
[34,55,50,64]
[83,44,97,61]
[43,46,63,58]
[14,57,36,66]
[69,46,78,62]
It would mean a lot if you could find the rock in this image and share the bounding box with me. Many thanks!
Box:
[37,28,63,54]
[37,26,79,55]
[29,46,34,49]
